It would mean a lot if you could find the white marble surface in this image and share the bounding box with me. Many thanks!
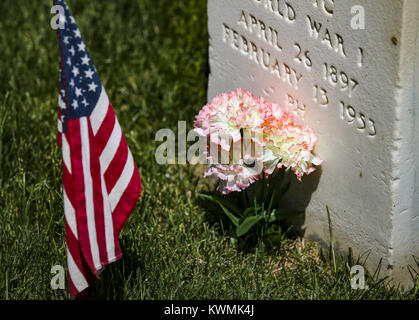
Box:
[208,0,418,288]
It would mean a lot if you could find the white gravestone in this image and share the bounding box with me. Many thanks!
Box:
[208,0,418,288]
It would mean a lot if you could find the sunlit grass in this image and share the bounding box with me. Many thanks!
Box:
[0,0,416,300]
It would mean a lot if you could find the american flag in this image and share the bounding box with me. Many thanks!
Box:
[55,0,142,298]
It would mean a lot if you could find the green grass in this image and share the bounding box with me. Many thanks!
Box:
[0,0,417,300]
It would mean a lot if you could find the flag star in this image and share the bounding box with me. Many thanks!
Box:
[77,42,86,52]
[81,55,90,65]
[70,16,76,24]
[63,36,69,45]
[82,98,89,107]
[74,29,81,38]
[69,46,75,56]
[72,100,79,109]
[69,79,75,87]
[66,57,72,66]
[72,67,79,77]
[88,82,98,92]
[75,87,82,97]
[84,69,94,79]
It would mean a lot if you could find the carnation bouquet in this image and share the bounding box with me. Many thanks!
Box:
[195,89,322,250]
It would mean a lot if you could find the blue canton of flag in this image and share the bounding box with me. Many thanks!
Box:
[57,0,101,132]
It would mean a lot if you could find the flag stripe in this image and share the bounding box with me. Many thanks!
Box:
[104,135,128,193]
[62,135,72,174]
[63,187,78,239]
[101,173,117,261]
[58,119,63,133]
[112,166,142,235]
[100,119,122,173]
[80,117,102,271]
[109,150,135,211]
[67,119,96,273]
[87,118,109,266]
[93,104,116,155]
[67,247,89,293]
[91,88,109,135]
[65,215,97,288]
[66,222,88,280]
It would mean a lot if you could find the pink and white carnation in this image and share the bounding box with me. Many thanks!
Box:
[194,88,265,150]
[204,163,263,194]
[194,89,322,194]
[260,99,322,180]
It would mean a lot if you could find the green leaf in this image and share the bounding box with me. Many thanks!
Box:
[198,194,240,226]
[266,224,276,234]
[267,189,277,216]
[242,207,256,219]
[229,237,237,246]
[268,209,277,222]
[218,201,240,227]
[236,215,263,237]
[198,193,241,215]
